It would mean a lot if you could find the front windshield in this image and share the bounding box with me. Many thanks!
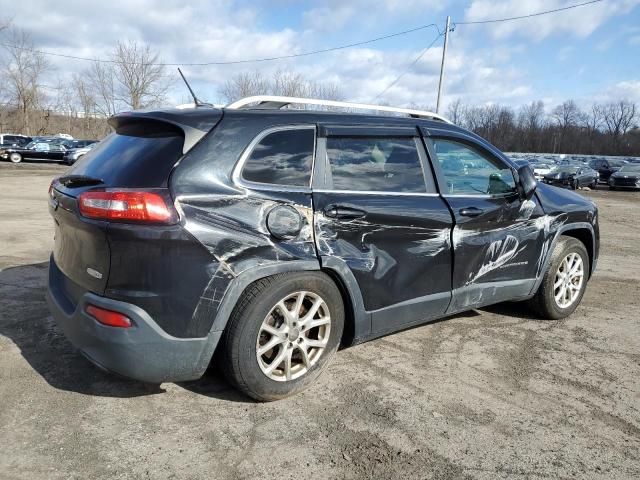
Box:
[619,165,640,173]
[609,160,627,168]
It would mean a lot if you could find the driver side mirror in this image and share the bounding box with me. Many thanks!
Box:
[516,165,537,200]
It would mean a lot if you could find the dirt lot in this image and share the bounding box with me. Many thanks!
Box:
[0,162,639,480]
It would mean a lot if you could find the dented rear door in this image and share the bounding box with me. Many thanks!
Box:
[312,125,454,335]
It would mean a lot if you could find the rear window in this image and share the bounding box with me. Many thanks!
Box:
[68,121,184,187]
[241,128,314,187]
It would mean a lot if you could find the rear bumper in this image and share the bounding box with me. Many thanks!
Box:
[46,257,220,383]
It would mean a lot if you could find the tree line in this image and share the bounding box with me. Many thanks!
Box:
[446,99,639,157]
[1,22,638,155]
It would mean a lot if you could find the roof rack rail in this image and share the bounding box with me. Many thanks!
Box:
[225,95,452,123]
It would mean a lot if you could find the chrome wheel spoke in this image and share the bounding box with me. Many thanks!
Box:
[257,335,286,356]
[261,323,282,336]
[555,286,566,304]
[303,316,330,332]
[264,346,288,374]
[304,338,328,349]
[300,297,325,326]
[298,344,311,369]
[284,347,293,381]
[292,291,306,318]
[276,300,293,326]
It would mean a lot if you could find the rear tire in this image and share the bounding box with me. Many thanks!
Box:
[528,236,589,320]
[9,153,22,163]
[220,272,344,401]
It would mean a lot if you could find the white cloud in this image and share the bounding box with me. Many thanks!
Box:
[302,0,447,32]
[463,0,640,41]
[601,80,640,102]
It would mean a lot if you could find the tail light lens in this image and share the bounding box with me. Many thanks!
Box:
[78,190,177,224]
[85,304,132,328]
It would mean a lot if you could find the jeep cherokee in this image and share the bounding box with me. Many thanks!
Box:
[46,96,599,401]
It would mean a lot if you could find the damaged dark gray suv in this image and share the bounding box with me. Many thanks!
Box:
[47,96,599,401]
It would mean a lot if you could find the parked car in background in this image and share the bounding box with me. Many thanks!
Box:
[47,96,599,401]
[530,161,554,180]
[63,141,98,165]
[0,138,70,163]
[66,139,97,149]
[589,158,628,182]
[0,134,32,148]
[543,165,598,189]
[608,164,640,190]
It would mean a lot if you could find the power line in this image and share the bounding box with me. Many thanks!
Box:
[0,23,438,67]
[454,0,605,25]
[371,32,443,102]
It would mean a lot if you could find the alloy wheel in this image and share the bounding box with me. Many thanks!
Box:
[553,252,584,309]
[256,291,331,382]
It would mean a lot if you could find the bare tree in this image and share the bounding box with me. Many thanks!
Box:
[1,27,50,134]
[445,98,465,125]
[221,71,270,101]
[601,100,637,139]
[552,100,584,130]
[272,70,308,97]
[73,74,96,117]
[220,69,343,105]
[518,101,546,151]
[307,80,343,102]
[112,40,169,110]
[87,61,118,116]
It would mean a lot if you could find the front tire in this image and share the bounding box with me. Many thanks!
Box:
[9,153,22,163]
[529,236,589,319]
[220,272,344,401]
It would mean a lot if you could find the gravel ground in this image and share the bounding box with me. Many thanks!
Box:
[0,162,639,479]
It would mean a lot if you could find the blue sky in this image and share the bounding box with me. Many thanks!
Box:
[2,0,639,111]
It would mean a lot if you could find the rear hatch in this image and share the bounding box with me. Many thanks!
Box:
[50,110,221,299]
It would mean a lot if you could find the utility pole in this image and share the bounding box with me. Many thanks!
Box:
[436,16,451,114]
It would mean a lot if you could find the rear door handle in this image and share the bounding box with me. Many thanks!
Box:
[459,207,484,217]
[324,205,367,220]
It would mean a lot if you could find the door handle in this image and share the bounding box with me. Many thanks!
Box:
[459,207,484,218]
[324,205,367,220]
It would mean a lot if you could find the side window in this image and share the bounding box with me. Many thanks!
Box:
[241,128,314,187]
[430,139,516,196]
[326,137,427,193]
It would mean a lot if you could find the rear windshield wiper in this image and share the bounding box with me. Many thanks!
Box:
[58,175,104,188]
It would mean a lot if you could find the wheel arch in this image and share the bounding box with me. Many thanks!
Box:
[561,227,595,278]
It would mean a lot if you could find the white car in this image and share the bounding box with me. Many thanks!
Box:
[532,163,554,180]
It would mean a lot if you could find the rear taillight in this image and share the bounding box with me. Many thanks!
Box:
[85,304,132,328]
[78,190,177,224]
